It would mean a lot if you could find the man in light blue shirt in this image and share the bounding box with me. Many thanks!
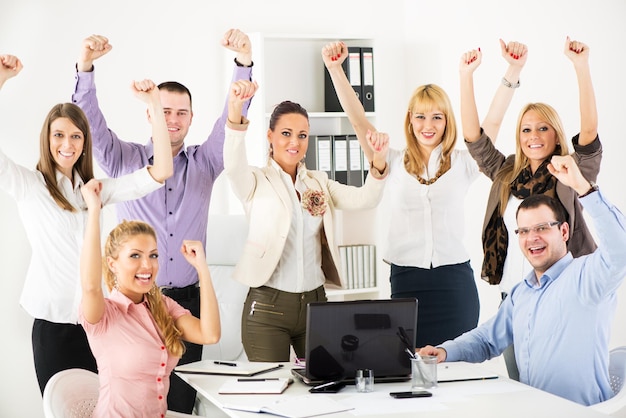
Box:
[420,154,626,406]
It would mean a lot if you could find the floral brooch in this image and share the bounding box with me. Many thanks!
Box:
[302,189,327,217]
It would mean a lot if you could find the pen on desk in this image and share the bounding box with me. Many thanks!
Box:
[237,378,280,382]
[214,361,237,367]
[311,380,340,390]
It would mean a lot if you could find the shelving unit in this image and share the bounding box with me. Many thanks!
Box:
[235,33,381,299]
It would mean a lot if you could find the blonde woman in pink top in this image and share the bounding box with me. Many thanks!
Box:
[79,177,221,417]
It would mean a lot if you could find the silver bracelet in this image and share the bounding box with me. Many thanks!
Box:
[501,77,520,89]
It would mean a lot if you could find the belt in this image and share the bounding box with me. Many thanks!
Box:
[159,283,199,300]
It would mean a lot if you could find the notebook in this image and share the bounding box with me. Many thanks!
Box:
[175,360,283,377]
[292,298,418,385]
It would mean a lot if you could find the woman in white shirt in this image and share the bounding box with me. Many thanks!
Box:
[323,42,481,348]
[224,80,390,361]
[0,54,173,393]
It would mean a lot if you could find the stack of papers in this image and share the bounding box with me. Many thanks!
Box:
[223,394,353,418]
[219,378,293,394]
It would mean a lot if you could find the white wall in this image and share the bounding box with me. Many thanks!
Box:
[1,1,624,416]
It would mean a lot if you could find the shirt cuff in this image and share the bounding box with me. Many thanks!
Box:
[226,116,250,131]
[439,341,460,362]
[369,161,389,179]
[234,58,254,67]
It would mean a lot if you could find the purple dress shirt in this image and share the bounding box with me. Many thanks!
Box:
[72,65,252,287]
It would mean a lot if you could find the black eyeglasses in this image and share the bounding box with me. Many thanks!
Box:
[515,221,562,236]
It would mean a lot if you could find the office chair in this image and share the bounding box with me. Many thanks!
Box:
[591,346,626,415]
[42,368,99,418]
[42,368,207,418]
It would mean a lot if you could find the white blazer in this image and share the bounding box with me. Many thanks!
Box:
[223,125,387,289]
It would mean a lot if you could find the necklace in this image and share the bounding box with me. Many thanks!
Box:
[414,165,445,185]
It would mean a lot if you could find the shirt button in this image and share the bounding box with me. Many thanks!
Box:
[161,363,166,367]
[157,377,162,382]
[168,188,172,191]
[161,346,165,350]
[169,211,173,215]
[158,395,163,400]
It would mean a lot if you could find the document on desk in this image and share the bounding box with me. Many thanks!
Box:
[174,360,283,377]
[219,378,293,394]
[223,394,353,418]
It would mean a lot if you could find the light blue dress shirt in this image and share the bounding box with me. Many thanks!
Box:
[442,189,626,406]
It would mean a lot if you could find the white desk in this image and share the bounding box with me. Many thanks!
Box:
[177,363,609,418]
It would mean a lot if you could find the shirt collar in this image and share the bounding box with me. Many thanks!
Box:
[523,252,574,288]
[55,169,84,192]
[269,159,307,179]
[145,138,187,160]
[109,288,149,313]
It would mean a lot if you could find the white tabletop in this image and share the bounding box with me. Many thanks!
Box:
[177,362,608,418]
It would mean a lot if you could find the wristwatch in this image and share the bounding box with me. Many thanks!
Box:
[579,181,598,198]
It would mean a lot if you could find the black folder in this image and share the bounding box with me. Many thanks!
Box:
[324,46,362,112]
[347,134,364,186]
[306,135,333,178]
[332,135,348,184]
[360,47,375,112]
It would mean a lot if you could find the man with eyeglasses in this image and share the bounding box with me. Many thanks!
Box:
[419,154,626,406]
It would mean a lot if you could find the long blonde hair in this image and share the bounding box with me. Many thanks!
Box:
[104,220,185,357]
[495,103,570,214]
[403,84,457,177]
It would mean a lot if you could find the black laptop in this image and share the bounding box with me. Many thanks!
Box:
[292,298,418,385]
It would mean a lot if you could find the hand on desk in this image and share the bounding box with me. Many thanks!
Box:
[418,345,447,362]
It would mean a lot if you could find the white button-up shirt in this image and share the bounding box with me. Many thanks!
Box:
[264,160,325,293]
[0,149,162,323]
[383,145,479,268]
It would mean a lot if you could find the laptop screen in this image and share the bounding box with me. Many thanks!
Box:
[304,298,418,382]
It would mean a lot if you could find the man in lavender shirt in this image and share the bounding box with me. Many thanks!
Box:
[72,29,253,413]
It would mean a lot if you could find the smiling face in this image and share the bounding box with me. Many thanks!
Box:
[516,204,569,278]
[408,108,446,154]
[107,234,159,304]
[48,117,85,179]
[519,109,559,171]
[267,112,309,176]
[156,89,193,155]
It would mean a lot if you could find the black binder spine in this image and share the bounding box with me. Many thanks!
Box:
[360,47,375,112]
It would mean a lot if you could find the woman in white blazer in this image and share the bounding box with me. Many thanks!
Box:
[224,83,389,361]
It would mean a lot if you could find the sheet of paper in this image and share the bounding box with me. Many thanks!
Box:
[218,378,292,394]
[223,394,353,418]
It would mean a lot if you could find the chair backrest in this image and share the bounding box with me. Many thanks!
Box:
[202,214,250,361]
[591,346,626,415]
[43,368,205,418]
[42,368,99,418]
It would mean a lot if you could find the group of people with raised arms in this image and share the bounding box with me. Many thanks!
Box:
[0,29,624,415]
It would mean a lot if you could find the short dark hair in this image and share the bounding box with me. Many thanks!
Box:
[516,194,568,223]
[157,81,192,108]
[268,100,308,131]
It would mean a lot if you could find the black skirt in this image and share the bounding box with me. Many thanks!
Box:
[390,261,479,348]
